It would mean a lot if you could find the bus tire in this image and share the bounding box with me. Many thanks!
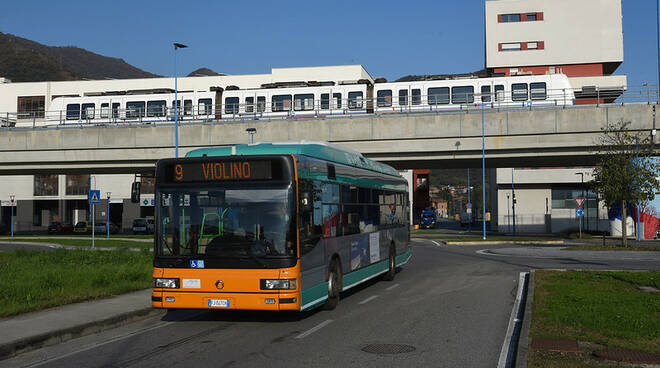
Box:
[382,245,396,281]
[324,260,341,310]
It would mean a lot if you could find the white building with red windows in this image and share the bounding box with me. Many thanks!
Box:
[485,0,626,103]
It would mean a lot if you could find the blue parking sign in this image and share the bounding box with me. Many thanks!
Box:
[88,190,101,204]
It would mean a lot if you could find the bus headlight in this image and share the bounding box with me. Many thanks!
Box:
[154,278,180,289]
[260,279,297,290]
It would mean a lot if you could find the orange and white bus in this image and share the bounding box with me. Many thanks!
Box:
[151,142,411,311]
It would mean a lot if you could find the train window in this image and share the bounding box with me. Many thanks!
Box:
[333,93,342,109]
[452,86,474,104]
[81,103,95,119]
[171,100,183,117]
[481,86,491,103]
[126,101,145,118]
[530,82,547,100]
[66,104,80,120]
[411,89,421,105]
[294,94,314,111]
[245,97,254,113]
[225,97,239,114]
[377,90,392,107]
[112,103,120,119]
[428,87,449,105]
[526,13,537,21]
[147,100,166,117]
[399,90,408,106]
[184,100,193,115]
[199,98,212,115]
[100,103,110,118]
[321,94,329,109]
[348,91,363,110]
[272,95,292,112]
[257,96,266,112]
[495,85,505,101]
[512,83,528,101]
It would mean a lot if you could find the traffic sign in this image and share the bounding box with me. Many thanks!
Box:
[576,208,584,217]
[574,197,586,208]
[89,190,101,204]
[466,203,472,209]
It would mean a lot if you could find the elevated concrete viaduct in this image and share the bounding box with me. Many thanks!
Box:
[0,104,656,175]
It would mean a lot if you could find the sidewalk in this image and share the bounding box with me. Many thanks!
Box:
[0,289,158,360]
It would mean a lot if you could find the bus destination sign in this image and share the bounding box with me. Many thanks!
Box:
[169,160,273,183]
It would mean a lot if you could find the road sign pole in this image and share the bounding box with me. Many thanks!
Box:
[578,211,582,239]
[92,203,95,249]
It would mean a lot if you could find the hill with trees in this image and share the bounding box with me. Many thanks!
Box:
[0,32,159,82]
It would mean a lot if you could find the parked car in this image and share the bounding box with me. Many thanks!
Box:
[132,218,153,234]
[47,222,74,234]
[73,221,91,233]
[93,222,119,234]
[419,210,437,229]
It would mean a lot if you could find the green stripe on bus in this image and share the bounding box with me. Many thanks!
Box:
[396,249,412,267]
[301,282,329,310]
[342,260,389,290]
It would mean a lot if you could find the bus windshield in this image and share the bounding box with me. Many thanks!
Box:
[156,187,295,259]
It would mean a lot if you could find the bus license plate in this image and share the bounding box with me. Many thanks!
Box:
[208,299,230,308]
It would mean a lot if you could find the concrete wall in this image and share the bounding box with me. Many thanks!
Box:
[485,0,623,68]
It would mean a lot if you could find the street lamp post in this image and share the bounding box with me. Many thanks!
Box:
[106,192,111,240]
[467,168,471,233]
[246,128,256,144]
[506,193,510,233]
[173,42,188,158]
[481,102,486,240]
[10,194,15,237]
[511,168,516,236]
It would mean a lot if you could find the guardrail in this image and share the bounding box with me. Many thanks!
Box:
[1,84,657,130]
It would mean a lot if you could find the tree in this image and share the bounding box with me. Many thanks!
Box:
[590,120,659,246]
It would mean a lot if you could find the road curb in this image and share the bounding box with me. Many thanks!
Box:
[446,240,565,246]
[0,307,163,361]
[515,270,535,367]
[498,271,529,368]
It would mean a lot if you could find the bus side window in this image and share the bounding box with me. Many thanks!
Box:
[300,179,322,255]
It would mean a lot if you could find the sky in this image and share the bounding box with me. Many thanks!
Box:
[1,0,658,86]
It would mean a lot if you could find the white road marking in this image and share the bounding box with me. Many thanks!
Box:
[430,240,443,247]
[386,283,400,291]
[358,295,379,305]
[295,319,333,339]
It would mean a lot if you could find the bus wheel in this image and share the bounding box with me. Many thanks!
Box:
[382,246,396,281]
[324,260,341,310]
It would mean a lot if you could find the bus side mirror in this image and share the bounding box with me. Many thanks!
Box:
[301,192,312,212]
[131,182,141,203]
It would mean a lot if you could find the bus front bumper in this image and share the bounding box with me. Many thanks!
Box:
[152,290,300,311]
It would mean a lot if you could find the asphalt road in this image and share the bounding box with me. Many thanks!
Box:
[4,240,659,368]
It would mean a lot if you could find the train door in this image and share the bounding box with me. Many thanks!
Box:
[212,88,223,120]
[364,82,374,113]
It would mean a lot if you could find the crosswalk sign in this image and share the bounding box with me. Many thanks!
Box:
[89,190,101,204]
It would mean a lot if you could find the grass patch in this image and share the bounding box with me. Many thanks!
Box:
[564,245,660,251]
[0,234,152,239]
[530,270,660,367]
[0,249,153,317]
[0,238,152,249]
